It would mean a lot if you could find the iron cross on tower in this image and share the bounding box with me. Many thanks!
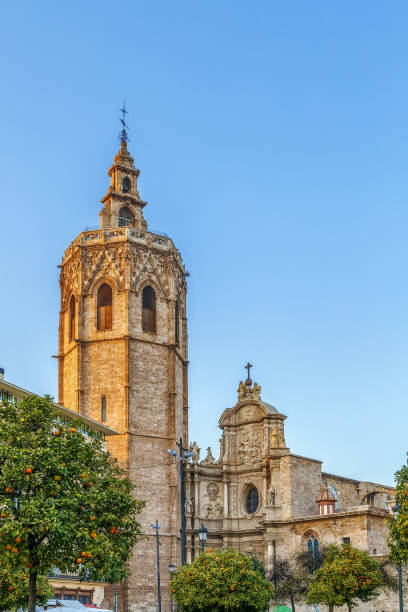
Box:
[245,362,253,386]
[119,100,129,144]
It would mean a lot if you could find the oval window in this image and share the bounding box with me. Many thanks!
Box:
[245,486,259,514]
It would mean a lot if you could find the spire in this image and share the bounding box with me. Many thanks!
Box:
[99,106,147,230]
[119,99,129,146]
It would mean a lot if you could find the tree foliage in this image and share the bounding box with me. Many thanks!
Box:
[306,544,382,611]
[170,548,274,612]
[0,396,145,611]
[0,562,54,611]
[388,459,408,564]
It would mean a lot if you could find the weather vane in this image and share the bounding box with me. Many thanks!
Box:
[119,99,129,144]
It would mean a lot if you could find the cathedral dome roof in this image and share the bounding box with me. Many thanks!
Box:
[261,401,279,414]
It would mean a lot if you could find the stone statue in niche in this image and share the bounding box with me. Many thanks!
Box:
[207,482,219,501]
[253,382,261,399]
[267,487,275,506]
[205,502,223,519]
[189,441,200,463]
[201,447,215,465]
[238,429,260,465]
[185,497,193,517]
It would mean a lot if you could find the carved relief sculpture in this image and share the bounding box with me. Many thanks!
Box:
[207,482,219,501]
[238,429,260,465]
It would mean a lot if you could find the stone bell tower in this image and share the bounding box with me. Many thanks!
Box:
[57,127,189,610]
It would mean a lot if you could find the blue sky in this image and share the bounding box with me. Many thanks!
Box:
[1,1,407,485]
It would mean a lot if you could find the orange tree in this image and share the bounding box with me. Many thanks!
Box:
[0,396,144,612]
[170,548,274,611]
[388,459,408,563]
[306,544,382,612]
[0,562,54,611]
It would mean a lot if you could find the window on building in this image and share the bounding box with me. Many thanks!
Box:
[79,595,91,604]
[63,594,76,600]
[118,205,134,226]
[328,484,339,509]
[142,286,156,333]
[367,492,376,505]
[245,486,259,514]
[97,283,112,330]
[307,533,319,572]
[122,176,131,193]
[342,537,350,545]
[175,300,179,344]
[101,396,106,422]
[69,295,76,341]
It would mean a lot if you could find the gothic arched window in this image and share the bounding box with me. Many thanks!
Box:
[69,295,76,341]
[142,286,156,333]
[175,300,179,344]
[307,533,319,572]
[118,206,134,227]
[328,484,339,509]
[97,283,112,331]
[245,486,259,515]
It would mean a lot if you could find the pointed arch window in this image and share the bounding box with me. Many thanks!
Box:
[69,295,76,341]
[97,283,112,331]
[307,533,319,573]
[118,206,134,227]
[175,300,179,344]
[142,286,156,333]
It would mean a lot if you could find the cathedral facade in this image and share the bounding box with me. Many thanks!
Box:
[58,138,396,612]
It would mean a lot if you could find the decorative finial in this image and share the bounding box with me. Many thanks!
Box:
[244,362,253,386]
[119,99,129,145]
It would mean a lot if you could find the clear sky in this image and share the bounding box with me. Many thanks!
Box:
[1,1,407,486]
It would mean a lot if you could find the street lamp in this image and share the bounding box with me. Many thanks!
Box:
[198,522,208,553]
[392,503,404,612]
[168,437,193,565]
[151,521,162,612]
[169,563,175,612]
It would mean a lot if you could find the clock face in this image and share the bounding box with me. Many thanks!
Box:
[122,176,131,193]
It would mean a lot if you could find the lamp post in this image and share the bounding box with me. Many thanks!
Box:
[392,503,404,612]
[198,522,208,553]
[169,563,175,612]
[151,520,162,612]
[168,437,192,565]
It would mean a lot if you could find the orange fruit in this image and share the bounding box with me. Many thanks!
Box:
[87,552,92,558]
[70,427,77,433]
[25,468,32,474]
[5,544,11,550]
[89,516,95,521]
[77,558,83,564]
[109,527,117,534]
[81,551,87,557]
[54,431,60,436]
[15,537,21,544]
[54,475,61,481]
[90,532,97,539]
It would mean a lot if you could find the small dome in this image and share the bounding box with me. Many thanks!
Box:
[261,401,279,414]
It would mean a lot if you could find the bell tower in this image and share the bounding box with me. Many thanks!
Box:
[58,126,189,610]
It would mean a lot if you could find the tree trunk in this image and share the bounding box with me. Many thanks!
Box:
[290,592,296,612]
[329,607,334,612]
[27,570,37,612]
